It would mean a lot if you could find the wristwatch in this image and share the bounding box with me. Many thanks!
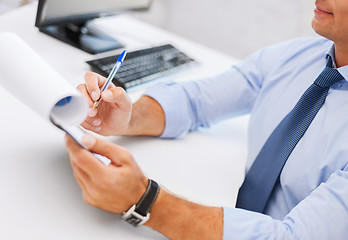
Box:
[121,179,160,227]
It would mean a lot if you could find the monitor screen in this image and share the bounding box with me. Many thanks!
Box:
[35,0,153,54]
[36,0,153,27]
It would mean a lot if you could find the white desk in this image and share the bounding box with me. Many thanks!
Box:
[0,3,248,239]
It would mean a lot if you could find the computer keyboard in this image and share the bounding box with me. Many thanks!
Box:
[86,44,197,89]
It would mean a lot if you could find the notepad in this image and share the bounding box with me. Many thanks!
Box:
[0,32,110,165]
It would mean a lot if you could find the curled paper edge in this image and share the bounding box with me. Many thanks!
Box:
[0,32,89,126]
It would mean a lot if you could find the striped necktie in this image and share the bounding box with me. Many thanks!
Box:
[235,57,344,213]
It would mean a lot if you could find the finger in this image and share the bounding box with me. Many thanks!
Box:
[101,87,132,110]
[89,72,115,92]
[87,108,98,118]
[84,72,106,101]
[67,142,92,188]
[83,115,102,127]
[72,167,89,191]
[65,133,86,153]
[70,156,92,181]
[71,170,94,206]
[80,121,102,133]
[81,134,131,166]
[65,135,106,177]
[77,84,94,105]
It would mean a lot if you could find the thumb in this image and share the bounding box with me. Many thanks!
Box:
[81,134,130,166]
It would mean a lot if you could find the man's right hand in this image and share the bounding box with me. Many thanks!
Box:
[77,72,132,136]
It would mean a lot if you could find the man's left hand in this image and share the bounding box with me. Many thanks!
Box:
[65,134,148,214]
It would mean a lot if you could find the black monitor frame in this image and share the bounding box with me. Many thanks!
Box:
[35,0,153,54]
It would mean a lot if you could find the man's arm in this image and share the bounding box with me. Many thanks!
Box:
[79,64,259,139]
[65,131,348,240]
[145,189,223,240]
[65,134,223,240]
[126,95,165,136]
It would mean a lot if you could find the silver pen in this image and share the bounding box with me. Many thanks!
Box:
[92,50,127,109]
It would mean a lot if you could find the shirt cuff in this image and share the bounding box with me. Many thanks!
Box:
[143,81,193,138]
[223,207,282,240]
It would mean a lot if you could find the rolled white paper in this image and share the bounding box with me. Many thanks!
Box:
[0,32,88,125]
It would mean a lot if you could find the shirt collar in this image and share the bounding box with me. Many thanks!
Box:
[326,43,348,81]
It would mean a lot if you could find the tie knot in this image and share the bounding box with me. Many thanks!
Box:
[314,67,344,88]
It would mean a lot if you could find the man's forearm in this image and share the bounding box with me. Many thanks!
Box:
[145,189,224,240]
[126,96,166,136]
[124,96,224,238]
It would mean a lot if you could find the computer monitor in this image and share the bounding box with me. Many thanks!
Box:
[35,0,153,54]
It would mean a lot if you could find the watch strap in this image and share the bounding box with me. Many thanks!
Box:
[122,179,160,226]
[135,179,159,216]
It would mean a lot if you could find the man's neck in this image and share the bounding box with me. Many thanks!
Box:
[334,43,348,68]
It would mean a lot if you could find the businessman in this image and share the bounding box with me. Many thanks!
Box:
[65,0,348,239]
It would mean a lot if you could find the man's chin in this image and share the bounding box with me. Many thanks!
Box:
[311,20,332,40]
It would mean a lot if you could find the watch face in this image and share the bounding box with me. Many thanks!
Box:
[125,215,143,227]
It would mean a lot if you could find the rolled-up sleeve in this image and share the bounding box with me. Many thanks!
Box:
[143,80,194,138]
[143,45,278,139]
[223,165,348,239]
[144,65,261,138]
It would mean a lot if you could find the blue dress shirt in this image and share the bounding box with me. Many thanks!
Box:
[144,37,348,239]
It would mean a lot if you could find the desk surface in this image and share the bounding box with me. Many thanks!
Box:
[0,3,248,239]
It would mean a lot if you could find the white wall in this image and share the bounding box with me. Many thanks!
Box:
[0,0,317,59]
[0,0,32,15]
[134,0,318,59]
